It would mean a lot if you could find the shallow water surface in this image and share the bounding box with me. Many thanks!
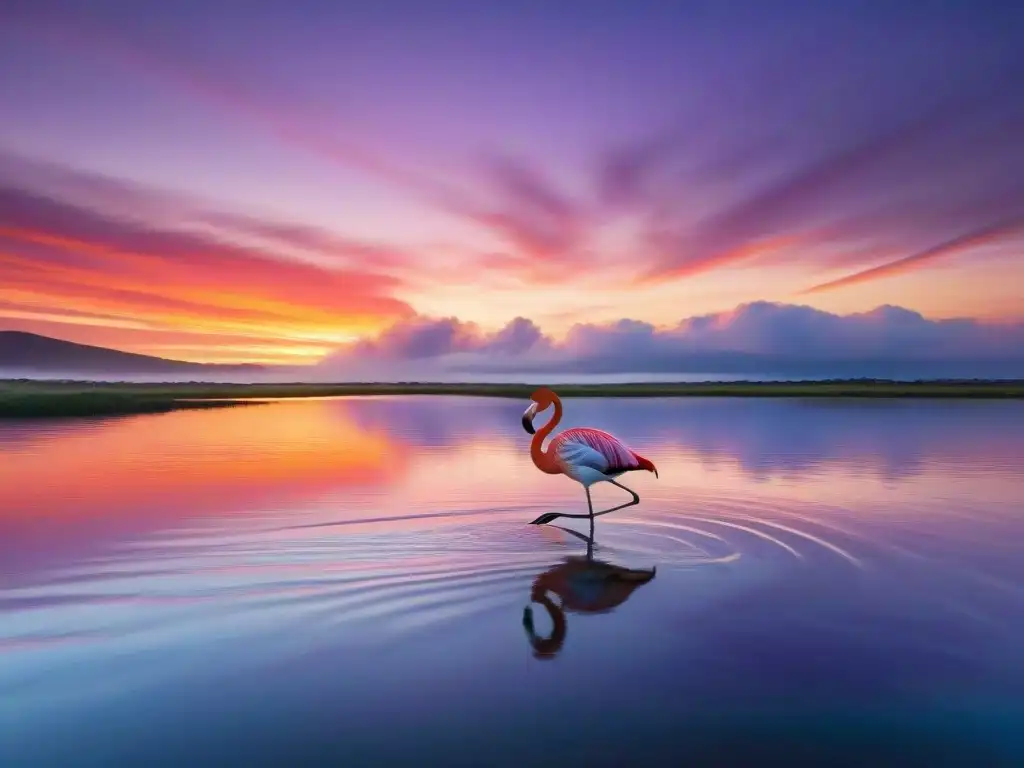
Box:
[2,397,1024,765]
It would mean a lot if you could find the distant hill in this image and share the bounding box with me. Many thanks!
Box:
[0,331,266,376]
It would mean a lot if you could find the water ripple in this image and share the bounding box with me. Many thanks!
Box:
[3,396,1024,746]
[6,491,1023,674]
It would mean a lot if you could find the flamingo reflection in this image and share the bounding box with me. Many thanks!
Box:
[522,532,656,659]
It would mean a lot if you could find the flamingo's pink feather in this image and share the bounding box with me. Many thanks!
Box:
[551,427,643,474]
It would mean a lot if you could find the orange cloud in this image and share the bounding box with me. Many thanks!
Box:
[0,190,416,363]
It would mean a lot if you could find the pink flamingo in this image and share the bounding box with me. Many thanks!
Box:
[521,387,658,527]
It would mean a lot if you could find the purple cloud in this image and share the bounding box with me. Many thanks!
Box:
[334,315,550,367]
[319,302,1024,380]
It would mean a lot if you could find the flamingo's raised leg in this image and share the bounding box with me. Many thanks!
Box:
[529,479,640,525]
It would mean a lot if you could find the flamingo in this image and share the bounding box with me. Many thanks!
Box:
[521,387,658,528]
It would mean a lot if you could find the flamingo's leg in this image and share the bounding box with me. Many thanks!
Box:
[586,486,595,540]
[590,479,640,516]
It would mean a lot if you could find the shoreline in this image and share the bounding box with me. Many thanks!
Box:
[2,379,1024,418]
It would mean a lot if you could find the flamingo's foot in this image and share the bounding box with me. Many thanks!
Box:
[529,512,562,525]
[529,510,595,525]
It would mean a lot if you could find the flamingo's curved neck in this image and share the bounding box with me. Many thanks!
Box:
[524,592,567,657]
[530,395,563,474]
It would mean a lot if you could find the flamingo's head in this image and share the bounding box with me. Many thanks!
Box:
[522,592,567,659]
[522,387,557,434]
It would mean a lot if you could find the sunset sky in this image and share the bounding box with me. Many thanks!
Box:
[1,1,1022,373]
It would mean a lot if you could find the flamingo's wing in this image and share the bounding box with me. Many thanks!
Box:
[554,428,639,474]
[554,438,611,473]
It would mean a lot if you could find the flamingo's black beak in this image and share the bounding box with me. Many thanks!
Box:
[521,402,538,434]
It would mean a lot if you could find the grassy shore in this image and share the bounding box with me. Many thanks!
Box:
[1,378,1023,418]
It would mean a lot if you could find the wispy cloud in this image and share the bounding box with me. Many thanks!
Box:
[638,71,1024,281]
[191,210,417,271]
[473,155,587,264]
[4,11,581,265]
[0,151,422,271]
[2,0,1022,336]
[803,216,1024,294]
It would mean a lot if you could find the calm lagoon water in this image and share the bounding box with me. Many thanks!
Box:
[2,397,1024,765]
